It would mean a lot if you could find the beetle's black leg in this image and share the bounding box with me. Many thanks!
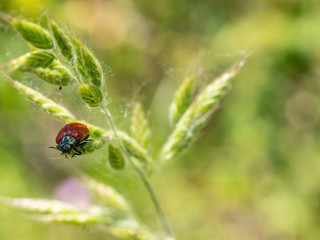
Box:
[71,135,91,156]
[79,135,92,145]
[81,134,90,142]
[77,141,89,151]
[84,134,90,140]
[75,143,86,152]
[74,147,82,155]
[77,141,87,147]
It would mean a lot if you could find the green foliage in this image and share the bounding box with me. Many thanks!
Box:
[0,10,247,240]
[159,59,246,163]
[1,1,320,240]
[2,14,104,107]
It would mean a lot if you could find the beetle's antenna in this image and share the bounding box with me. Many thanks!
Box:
[48,146,59,150]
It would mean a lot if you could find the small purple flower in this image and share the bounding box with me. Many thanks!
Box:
[54,177,92,208]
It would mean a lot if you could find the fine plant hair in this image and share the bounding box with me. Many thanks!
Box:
[0,12,247,240]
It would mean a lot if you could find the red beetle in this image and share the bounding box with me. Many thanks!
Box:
[50,123,91,157]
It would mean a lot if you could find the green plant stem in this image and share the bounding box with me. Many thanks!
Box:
[101,105,173,238]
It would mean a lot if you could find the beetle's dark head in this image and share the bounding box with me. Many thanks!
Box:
[57,143,71,153]
[53,135,77,154]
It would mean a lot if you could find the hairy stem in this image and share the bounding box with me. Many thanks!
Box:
[101,105,173,238]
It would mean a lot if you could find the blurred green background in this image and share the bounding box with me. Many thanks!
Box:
[1,0,320,239]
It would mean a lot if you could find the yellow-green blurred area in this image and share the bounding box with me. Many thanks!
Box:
[1,0,320,239]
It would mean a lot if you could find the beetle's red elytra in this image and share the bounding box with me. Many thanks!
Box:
[56,123,89,144]
[51,123,91,157]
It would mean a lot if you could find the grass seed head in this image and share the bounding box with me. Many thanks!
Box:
[49,19,73,60]
[169,74,194,126]
[11,18,54,49]
[130,102,151,150]
[78,84,103,107]
[159,58,247,163]
[108,143,126,170]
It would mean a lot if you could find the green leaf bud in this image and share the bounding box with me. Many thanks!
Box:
[131,102,151,150]
[10,51,55,70]
[108,143,125,170]
[71,37,103,87]
[82,48,102,87]
[169,74,194,126]
[49,20,73,60]
[11,18,53,49]
[71,37,89,83]
[78,84,102,107]
[34,60,74,86]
